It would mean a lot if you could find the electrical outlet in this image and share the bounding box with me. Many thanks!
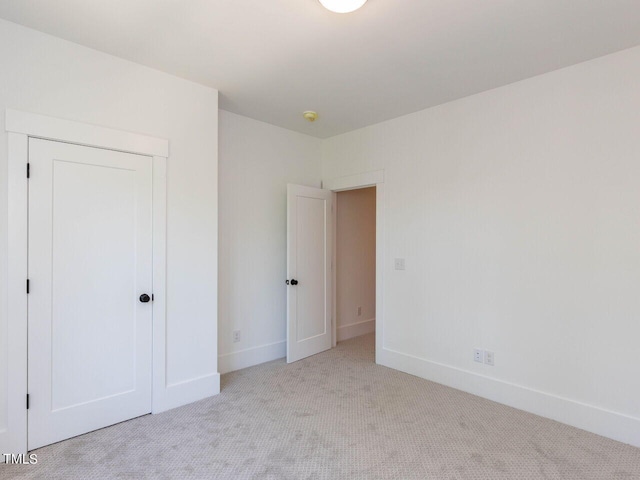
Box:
[357,306,362,316]
[484,351,495,366]
[474,349,483,363]
[394,258,405,270]
[233,330,241,343]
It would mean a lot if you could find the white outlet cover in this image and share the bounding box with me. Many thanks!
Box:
[484,351,495,366]
[473,349,483,363]
[394,258,405,270]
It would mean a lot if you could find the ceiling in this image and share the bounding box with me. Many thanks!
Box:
[1,1,640,138]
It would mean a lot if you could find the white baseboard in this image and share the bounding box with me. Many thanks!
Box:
[378,347,640,448]
[152,372,220,414]
[219,340,286,374]
[337,318,375,342]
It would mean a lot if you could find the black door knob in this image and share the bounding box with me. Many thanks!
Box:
[290,279,299,286]
[139,294,151,303]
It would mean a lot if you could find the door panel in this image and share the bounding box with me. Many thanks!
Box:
[295,196,327,340]
[28,138,153,450]
[287,184,332,363]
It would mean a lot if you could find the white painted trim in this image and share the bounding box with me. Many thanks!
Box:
[5,109,168,157]
[1,133,29,456]
[323,170,384,192]
[337,318,375,342]
[219,341,286,375]
[4,110,172,454]
[154,374,221,413]
[378,347,640,448]
[151,156,169,414]
[331,192,338,348]
[376,183,387,363]
[375,184,385,363]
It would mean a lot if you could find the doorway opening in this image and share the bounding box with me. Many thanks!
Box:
[335,186,376,357]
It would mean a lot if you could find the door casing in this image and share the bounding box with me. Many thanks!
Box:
[322,171,385,357]
[3,109,168,456]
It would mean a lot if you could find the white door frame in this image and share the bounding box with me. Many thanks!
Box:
[322,170,384,361]
[4,109,169,455]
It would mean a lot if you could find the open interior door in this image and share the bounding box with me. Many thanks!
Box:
[287,184,333,363]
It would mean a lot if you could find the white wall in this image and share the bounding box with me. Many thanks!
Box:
[218,110,322,373]
[322,45,640,447]
[336,187,376,341]
[0,19,219,452]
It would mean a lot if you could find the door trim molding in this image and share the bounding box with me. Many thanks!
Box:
[4,132,29,456]
[322,170,384,192]
[4,109,169,455]
[323,171,384,359]
[6,109,168,157]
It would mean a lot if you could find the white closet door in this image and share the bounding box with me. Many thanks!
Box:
[28,138,153,450]
[286,184,333,363]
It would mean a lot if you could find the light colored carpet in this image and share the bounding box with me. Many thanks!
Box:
[3,333,640,479]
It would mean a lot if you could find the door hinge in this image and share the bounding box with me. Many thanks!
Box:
[26,279,30,294]
[26,394,30,410]
[27,163,30,179]
[151,294,154,301]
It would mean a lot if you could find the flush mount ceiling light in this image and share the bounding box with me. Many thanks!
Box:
[318,0,368,14]
[303,111,319,122]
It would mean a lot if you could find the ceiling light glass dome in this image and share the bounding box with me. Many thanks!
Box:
[318,0,368,14]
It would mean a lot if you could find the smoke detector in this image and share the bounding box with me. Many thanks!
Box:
[303,111,319,122]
